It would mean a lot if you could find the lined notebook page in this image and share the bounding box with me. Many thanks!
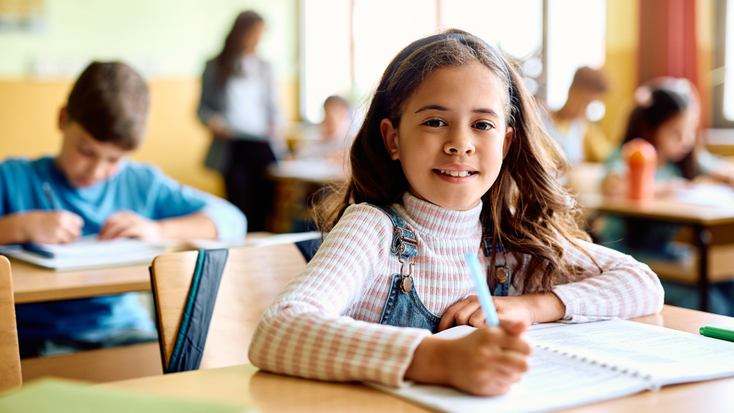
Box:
[368,319,734,413]
[525,319,734,386]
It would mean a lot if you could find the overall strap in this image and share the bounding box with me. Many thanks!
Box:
[481,226,511,295]
[370,204,417,293]
[481,226,508,256]
[371,205,418,260]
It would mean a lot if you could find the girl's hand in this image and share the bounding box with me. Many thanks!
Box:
[438,293,566,332]
[406,322,532,396]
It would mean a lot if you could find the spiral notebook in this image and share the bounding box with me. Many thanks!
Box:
[368,319,734,413]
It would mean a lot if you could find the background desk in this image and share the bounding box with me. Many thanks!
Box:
[579,192,734,311]
[103,305,734,413]
[11,260,151,304]
[267,160,345,233]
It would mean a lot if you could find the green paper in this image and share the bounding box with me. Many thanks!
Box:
[0,379,250,413]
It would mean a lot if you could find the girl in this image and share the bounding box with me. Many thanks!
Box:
[197,10,284,232]
[600,78,734,260]
[249,30,663,396]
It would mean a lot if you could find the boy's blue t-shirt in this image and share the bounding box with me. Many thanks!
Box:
[2,156,246,343]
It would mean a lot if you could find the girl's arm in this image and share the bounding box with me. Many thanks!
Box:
[248,205,431,386]
[440,239,663,328]
[551,238,664,322]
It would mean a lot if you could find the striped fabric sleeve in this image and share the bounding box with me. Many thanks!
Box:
[551,239,665,323]
[248,204,431,387]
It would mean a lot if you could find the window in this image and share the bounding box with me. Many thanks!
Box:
[301,0,606,122]
[722,0,734,122]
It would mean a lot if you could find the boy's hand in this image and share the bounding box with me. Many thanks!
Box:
[12,211,84,244]
[99,211,161,241]
[406,322,532,396]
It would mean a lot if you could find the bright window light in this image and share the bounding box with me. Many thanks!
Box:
[352,0,436,103]
[724,0,734,120]
[546,0,606,110]
[441,0,542,59]
[301,0,351,123]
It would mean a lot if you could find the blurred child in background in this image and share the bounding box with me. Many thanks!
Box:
[0,61,245,357]
[599,77,734,314]
[542,66,612,164]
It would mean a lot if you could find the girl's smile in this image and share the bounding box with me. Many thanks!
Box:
[381,61,513,211]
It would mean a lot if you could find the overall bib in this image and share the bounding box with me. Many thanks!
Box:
[375,206,511,334]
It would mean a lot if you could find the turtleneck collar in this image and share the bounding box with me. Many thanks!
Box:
[392,192,482,240]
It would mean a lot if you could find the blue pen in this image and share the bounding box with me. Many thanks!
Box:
[43,182,59,210]
[464,252,500,327]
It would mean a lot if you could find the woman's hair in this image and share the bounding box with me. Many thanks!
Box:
[214,10,264,89]
[316,29,595,293]
[623,79,697,180]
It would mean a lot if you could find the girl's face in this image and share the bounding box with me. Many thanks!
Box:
[653,110,697,163]
[381,61,513,211]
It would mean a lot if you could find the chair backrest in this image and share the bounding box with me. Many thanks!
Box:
[151,243,307,371]
[0,255,21,392]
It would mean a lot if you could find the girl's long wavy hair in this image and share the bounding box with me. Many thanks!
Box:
[214,10,264,89]
[316,29,595,292]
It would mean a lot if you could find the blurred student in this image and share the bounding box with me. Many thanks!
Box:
[599,78,734,313]
[198,10,284,232]
[542,66,611,164]
[296,95,355,164]
[0,61,246,357]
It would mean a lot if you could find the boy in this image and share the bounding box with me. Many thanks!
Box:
[0,61,246,357]
[542,66,611,164]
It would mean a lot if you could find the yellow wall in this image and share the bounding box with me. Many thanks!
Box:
[601,0,639,144]
[0,0,299,197]
[0,77,297,197]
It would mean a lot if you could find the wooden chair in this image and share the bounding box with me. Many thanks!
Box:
[151,243,307,371]
[0,255,22,392]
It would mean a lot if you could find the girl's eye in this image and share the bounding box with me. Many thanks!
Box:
[473,121,494,131]
[424,119,446,128]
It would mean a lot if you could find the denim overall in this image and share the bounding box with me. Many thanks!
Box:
[482,229,512,297]
[375,206,511,334]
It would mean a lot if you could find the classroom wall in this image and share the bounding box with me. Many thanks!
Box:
[0,0,299,196]
[600,0,639,145]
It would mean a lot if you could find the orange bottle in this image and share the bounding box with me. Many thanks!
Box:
[622,138,657,203]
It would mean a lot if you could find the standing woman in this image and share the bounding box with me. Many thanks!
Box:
[198,10,283,232]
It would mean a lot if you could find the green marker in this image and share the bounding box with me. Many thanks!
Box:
[699,325,734,342]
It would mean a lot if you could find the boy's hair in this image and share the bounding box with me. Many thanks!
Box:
[623,80,697,179]
[316,29,596,293]
[66,61,149,150]
[323,95,350,110]
[570,66,608,94]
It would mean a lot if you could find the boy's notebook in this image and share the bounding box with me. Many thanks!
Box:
[0,379,251,413]
[368,319,734,413]
[0,231,321,272]
[0,235,174,272]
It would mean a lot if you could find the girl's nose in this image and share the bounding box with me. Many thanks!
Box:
[444,128,475,155]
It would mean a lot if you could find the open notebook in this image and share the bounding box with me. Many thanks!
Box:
[368,319,734,413]
[0,231,321,271]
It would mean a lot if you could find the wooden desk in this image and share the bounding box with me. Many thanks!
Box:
[103,306,734,413]
[11,259,151,304]
[579,192,734,311]
[267,160,346,233]
[9,233,274,304]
